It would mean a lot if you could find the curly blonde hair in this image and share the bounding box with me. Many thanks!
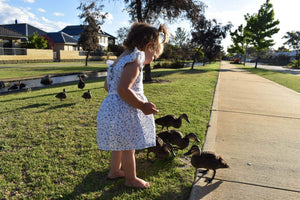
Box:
[123,23,170,58]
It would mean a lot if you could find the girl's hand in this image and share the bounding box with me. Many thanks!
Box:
[141,102,159,115]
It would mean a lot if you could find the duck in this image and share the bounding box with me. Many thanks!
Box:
[19,81,26,90]
[78,76,85,89]
[184,145,229,183]
[157,130,200,150]
[155,114,190,130]
[82,90,92,100]
[147,136,176,162]
[41,75,53,85]
[0,81,5,88]
[8,83,19,91]
[78,73,88,79]
[55,88,67,101]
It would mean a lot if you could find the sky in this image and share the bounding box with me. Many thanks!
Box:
[0,0,299,51]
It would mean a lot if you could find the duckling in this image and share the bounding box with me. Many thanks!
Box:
[55,88,67,101]
[82,90,92,100]
[155,114,190,130]
[78,76,85,89]
[158,130,200,150]
[147,136,176,162]
[184,145,229,183]
[41,75,53,85]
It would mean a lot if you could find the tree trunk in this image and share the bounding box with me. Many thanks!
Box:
[191,48,202,70]
[243,45,248,66]
[136,0,142,22]
[85,50,90,66]
[255,51,259,69]
[144,64,152,82]
[297,51,300,68]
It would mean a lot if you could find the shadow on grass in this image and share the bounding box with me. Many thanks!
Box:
[59,155,182,200]
[41,103,77,112]
[19,103,50,109]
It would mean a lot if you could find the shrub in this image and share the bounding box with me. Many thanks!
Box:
[153,60,185,69]
[287,59,300,68]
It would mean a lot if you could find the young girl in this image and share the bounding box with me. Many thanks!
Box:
[97,22,169,188]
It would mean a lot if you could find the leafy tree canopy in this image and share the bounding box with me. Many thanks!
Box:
[283,31,300,51]
[78,1,107,66]
[123,0,206,24]
[191,15,232,68]
[244,0,280,52]
[26,32,48,49]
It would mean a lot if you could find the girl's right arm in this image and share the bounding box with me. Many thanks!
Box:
[117,61,158,115]
[104,78,108,92]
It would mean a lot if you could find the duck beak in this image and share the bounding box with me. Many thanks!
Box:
[195,138,201,143]
[183,150,192,156]
[170,149,176,157]
[186,119,191,123]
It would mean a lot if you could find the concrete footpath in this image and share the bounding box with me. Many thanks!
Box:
[189,61,300,200]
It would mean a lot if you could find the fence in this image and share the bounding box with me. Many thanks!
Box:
[0,48,117,64]
[0,47,27,56]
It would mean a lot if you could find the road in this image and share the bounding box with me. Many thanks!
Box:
[245,62,300,76]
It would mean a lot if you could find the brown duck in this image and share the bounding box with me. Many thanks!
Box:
[147,136,176,162]
[78,76,85,89]
[82,90,92,100]
[55,88,67,101]
[155,114,190,130]
[184,145,229,183]
[41,75,53,85]
[157,130,200,150]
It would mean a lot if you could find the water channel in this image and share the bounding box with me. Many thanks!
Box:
[0,71,107,95]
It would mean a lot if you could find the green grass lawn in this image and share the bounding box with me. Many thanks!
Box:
[0,61,108,80]
[0,63,220,199]
[241,65,300,93]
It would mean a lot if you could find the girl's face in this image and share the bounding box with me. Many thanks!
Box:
[143,42,162,65]
[144,48,155,65]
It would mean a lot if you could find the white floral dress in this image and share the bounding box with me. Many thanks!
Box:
[97,48,156,151]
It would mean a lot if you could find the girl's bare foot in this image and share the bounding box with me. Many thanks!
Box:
[125,177,151,189]
[107,170,125,180]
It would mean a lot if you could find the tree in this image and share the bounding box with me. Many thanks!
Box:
[175,27,187,48]
[276,45,290,52]
[116,27,129,45]
[89,0,205,81]
[283,31,300,67]
[191,15,232,69]
[26,32,48,49]
[77,1,107,66]
[244,0,280,68]
[227,24,249,65]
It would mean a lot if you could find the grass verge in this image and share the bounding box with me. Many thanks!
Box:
[0,62,220,199]
[0,61,108,80]
[241,65,300,93]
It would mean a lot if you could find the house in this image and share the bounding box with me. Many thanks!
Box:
[104,31,117,45]
[1,21,47,42]
[275,51,298,60]
[61,25,116,50]
[46,32,78,52]
[0,25,27,55]
[0,21,117,63]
